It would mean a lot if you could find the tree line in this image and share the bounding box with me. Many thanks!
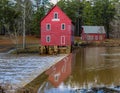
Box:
[0,0,119,39]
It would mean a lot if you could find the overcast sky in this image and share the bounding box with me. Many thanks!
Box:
[50,0,59,4]
[31,0,59,5]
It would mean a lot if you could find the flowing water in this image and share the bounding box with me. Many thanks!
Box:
[24,47,120,93]
[1,47,120,93]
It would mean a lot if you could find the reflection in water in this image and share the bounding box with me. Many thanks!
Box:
[26,47,120,93]
[37,54,72,93]
[45,54,72,87]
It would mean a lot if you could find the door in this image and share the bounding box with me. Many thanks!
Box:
[61,36,65,45]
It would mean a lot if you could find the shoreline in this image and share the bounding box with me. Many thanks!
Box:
[75,39,120,47]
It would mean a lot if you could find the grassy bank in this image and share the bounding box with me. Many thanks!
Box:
[11,45,40,54]
[74,37,120,47]
[1,35,120,53]
[0,35,40,53]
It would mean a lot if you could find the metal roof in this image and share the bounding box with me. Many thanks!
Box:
[82,26,106,34]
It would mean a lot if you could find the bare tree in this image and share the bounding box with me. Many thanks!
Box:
[15,0,33,49]
[110,2,120,38]
[4,19,22,52]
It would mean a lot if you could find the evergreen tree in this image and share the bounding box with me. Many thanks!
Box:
[0,0,16,34]
[92,0,117,38]
[57,0,84,36]
[31,0,51,36]
[110,1,120,38]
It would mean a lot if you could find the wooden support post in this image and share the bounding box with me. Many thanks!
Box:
[40,45,72,55]
[66,46,71,53]
[48,46,52,54]
[40,46,44,54]
[54,46,58,54]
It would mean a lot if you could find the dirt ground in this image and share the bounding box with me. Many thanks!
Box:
[0,35,40,52]
[1,35,120,52]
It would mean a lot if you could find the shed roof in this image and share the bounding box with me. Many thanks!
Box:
[82,26,106,34]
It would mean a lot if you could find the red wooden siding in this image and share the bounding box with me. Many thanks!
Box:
[40,5,74,46]
[45,54,72,87]
[81,26,106,41]
[82,33,106,41]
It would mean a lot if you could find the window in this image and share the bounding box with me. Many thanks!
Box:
[62,61,67,73]
[46,24,51,30]
[86,35,91,40]
[46,35,51,42]
[54,73,60,82]
[95,35,98,40]
[54,12,58,19]
[52,12,60,21]
[61,23,65,30]
[62,66,65,73]
[99,35,103,40]
[90,36,93,40]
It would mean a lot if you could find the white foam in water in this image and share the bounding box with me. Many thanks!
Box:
[0,54,67,91]
[101,53,120,56]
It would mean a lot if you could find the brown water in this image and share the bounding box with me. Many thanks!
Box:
[24,47,120,93]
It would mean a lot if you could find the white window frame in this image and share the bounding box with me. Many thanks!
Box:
[87,35,90,40]
[95,35,98,40]
[54,73,60,82]
[46,35,51,42]
[52,12,60,21]
[62,61,67,73]
[54,12,58,19]
[61,23,65,30]
[99,35,103,40]
[46,23,51,31]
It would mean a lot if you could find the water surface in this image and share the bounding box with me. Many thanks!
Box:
[25,47,120,93]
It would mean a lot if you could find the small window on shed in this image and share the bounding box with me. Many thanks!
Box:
[99,35,103,40]
[54,12,58,19]
[61,23,65,30]
[95,35,98,40]
[46,24,51,30]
